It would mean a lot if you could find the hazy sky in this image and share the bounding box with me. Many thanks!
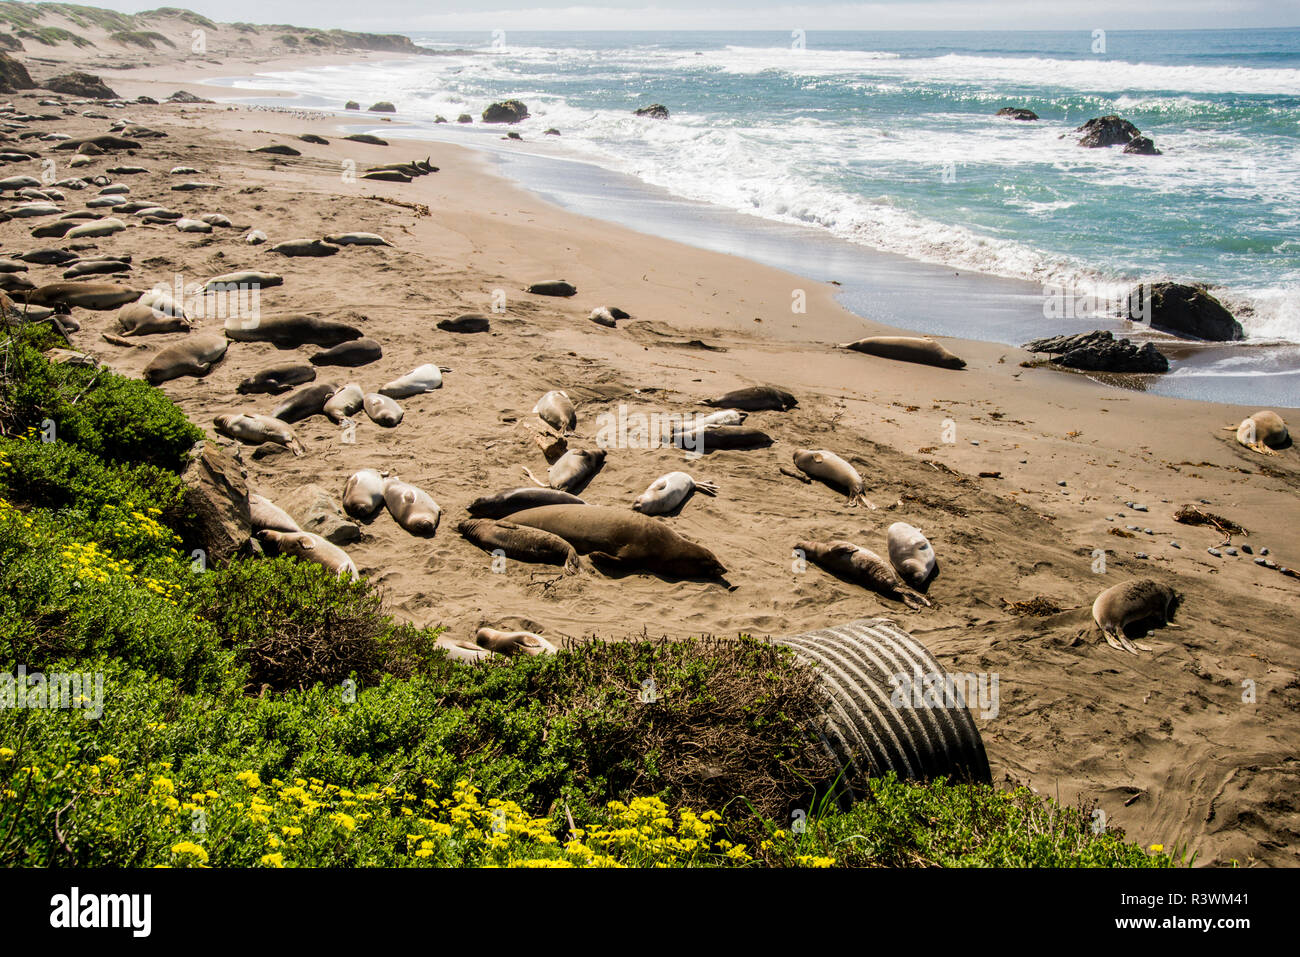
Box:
[87,1,1299,33]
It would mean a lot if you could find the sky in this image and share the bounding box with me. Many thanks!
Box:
[77,1,1300,33]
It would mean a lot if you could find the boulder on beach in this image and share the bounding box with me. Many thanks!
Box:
[544,128,560,135]
[167,90,214,104]
[0,51,35,93]
[179,440,251,563]
[634,104,670,119]
[369,101,396,112]
[996,107,1038,121]
[482,99,529,123]
[1128,282,1243,341]
[44,72,118,100]
[1022,330,1169,373]
[457,114,472,123]
[345,100,360,110]
[135,95,159,105]
[434,115,447,123]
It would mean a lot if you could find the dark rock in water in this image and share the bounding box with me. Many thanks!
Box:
[544,128,560,135]
[635,104,670,119]
[253,144,301,156]
[482,99,529,124]
[178,441,251,563]
[345,101,360,110]
[1123,136,1162,156]
[0,53,36,93]
[167,90,213,104]
[457,114,473,123]
[1076,115,1142,148]
[344,133,388,146]
[1022,329,1169,373]
[1127,282,1243,341]
[298,133,329,145]
[369,101,396,112]
[45,73,119,100]
[434,115,447,123]
[996,107,1038,121]
[505,131,522,140]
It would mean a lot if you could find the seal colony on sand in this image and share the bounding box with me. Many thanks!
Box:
[1092,579,1180,655]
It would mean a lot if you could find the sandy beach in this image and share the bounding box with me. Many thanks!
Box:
[5,36,1299,868]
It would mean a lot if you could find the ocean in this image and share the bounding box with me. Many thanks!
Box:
[212,28,1300,406]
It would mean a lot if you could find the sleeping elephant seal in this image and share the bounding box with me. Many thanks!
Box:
[324,383,364,423]
[271,238,339,257]
[633,471,718,515]
[437,314,490,333]
[467,486,587,519]
[310,337,382,367]
[703,385,797,411]
[887,522,937,589]
[506,505,726,580]
[796,538,930,610]
[223,313,361,348]
[437,636,493,664]
[669,424,773,454]
[343,469,386,520]
[475,627,558,656]
[840,336,966,370]
[203,271,283,293]
[144,334,228,384]
[526,279,577,297]
[257,529,358,580]
[272,383,338,423]
[458,518,580,572]
[1224,410,1289,455]
[363,393,403,427]
[324,232,390,246]
[534,390,576,433]
[383,477,441,536]
[792,449,876,509]
[19,282,141,310]
[378,363,442,398]
[1092,579,1180,655]
[249,493,301,533]
[116,300,191,336]
[524,448,605,494]
[213,413,305,456]
[238,363,316,395]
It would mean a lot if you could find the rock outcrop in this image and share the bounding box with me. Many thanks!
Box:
[44,72,118,100]
[369,101,395,112]
[1128,282,1243,341]
[0,51,34,93]
[634,104,670,119]
[1023,330,1169,373]
[996,107,1038,121]
[1076,115,1161,154]
[178,441,251,563]
[482,99,529,123]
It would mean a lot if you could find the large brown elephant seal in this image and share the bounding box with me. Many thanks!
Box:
[524,448,605,494]
[466,487,587,519]
[116,300,191,337]
[18,282,141,310]
[1224,410,1289,455]
[534,390,576,433]
[633,471,718,515]
[793,449,876,509]
[475,627,557,656]
[1092,579,1180,655]
[796,538,930,610]
[310,337,382,367]
[506,505,726,580]
[237,363,316,395]
[887,522,936,589]
[343,469,386,520]
[437,314,490,333]
[213,413,305,456]
[669,424,773,453]
[378,363,442,397]
[526,280,577,297]
[839,336,966,370]
[363,393,403,427]
[382,477,441,536]
[271,238,339,257]
[257,529,358,580]
[272,383,338,423]
[703,385,797,411]
[249,493,301,533]
[457,518,580,572]
[223,313,362,348]
[143,334,228,384]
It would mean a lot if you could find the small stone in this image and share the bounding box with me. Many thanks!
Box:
[1057,480,1067,486]
[1105,516,1113,522]
[1170,541,1180,549]
[1261,547,1269,556]
[1207,547,1221,557]
[1133,504,1148,512]
[1126,525,1139,531]
[1254,557,1269,566]
[1135,552,1148,559]
[1143,529,1153,535]
[1224,547,1238,556]
[970,440,979,446]
[1241,544,1253,555]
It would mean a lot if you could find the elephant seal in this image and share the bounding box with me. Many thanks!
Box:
[474,627,558,656]
[249,493,301,533]
[257,529,357,580]
[703,385,797,411]
[524,448,605,494]
[796,539,930,610]
[20,282,140,310]
[324,383,364,423]
[175,218,213,234]
[793,449,876,509]
[116,300,190,336]
[437,636,493,664]
[363,393,403,427]
[1092,579,1179,655]
[224,314,362,348]
[507,505,726,580]
[840,336,966,370]
[633,471,718,515]
[697,408,747,427]
[272,383,338,423]
[1224,410,1289,455]
[324,232,390,246]
[588,306,631,328]
[383,477,441,536]
[887,522,936,589]
[214,413,305,456]
[526,280,577,297]
[670,424,773,454]
[204,271,283,292]
[65,218,126,239]
[271,238,339,257]
[200,213,232,227]
[144,334,227,384]
[237,363,316,395]
[457,518,580,572]
[437,314,490,333]
[379,363,442,398]
[310,337,382,367]
[343,469,386,520]
[467,487,587,519]
[64,260,131,278]
[534,390,576,433]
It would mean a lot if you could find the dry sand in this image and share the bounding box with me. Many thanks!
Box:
[5,47,1299,867]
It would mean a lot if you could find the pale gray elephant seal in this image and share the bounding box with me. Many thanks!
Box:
[324,383,364,423]
[116,300,191,336]
[840,336,966,370]
[526,280,577,297]
[310,337,382,367]
[203,271,282,292]
[213,413,305,456]
[1092,579,1180,655]
[257,529,358,580]
[633,471,718,515]
[437,314,489,333]
[343,468,386,520]
[249,493,301,533]
[475,627,557,656]
[1224,410,1289,455]
[467,487,587,519]
[703,385,796,411]
[887,522,936,589]
[437,636,493,664]
[224,313,361,348]
[796,539,930,609]
[457,518,580,572]
[534,390,576,433]
[524,448,605,494]
[324,232,390,246]
[363,393,403,427]
[237,363,316,395]
[507,505,726,579]
[793,449,876,509]
[272,383,338,423]
[383,477,441,536]
[144,334,228,384]
[379,363,443,398]
[271,238,339,257]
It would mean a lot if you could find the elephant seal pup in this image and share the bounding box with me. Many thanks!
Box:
[213,413,305,456]
[703,385,797,411]
[633,471,718,515]
[507,505,727,580]
[224,313,361,348]
[796,539,930,610]
[324,232,390,246]
[697,408,747,427]
[310,337,382,367]
[524,448,605,494]
[793,449,876,509]
[534,390,576,433]
[670,425,773,454]
[143,334,228,385]
[363,393,404,427]
[324,383,364,423]
[379,363,443,398]
[475,627,558,656]
[526,279,577,297]
[1224,410,1289,455]
[840,336,966,370]
[457,518,580,572]
[1092,579,1179,655]
[116,300,191,336]
[249,493,301,533]
[437,313,489,333]
[20,282,141,310]
[467,487,587,519]
[272,383,338,423]
[237,363,316,395]
[271,238,339,257]
[343,468,386,520]
[203,270,282,292]
[257,529,357,580]
[383,477,441,536]
[887,522,936,589]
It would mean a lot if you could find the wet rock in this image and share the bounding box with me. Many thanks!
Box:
[482,99,529,123]
[634,104,670,119]
[1126,282,1243,341]
[996,107,1038,121]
